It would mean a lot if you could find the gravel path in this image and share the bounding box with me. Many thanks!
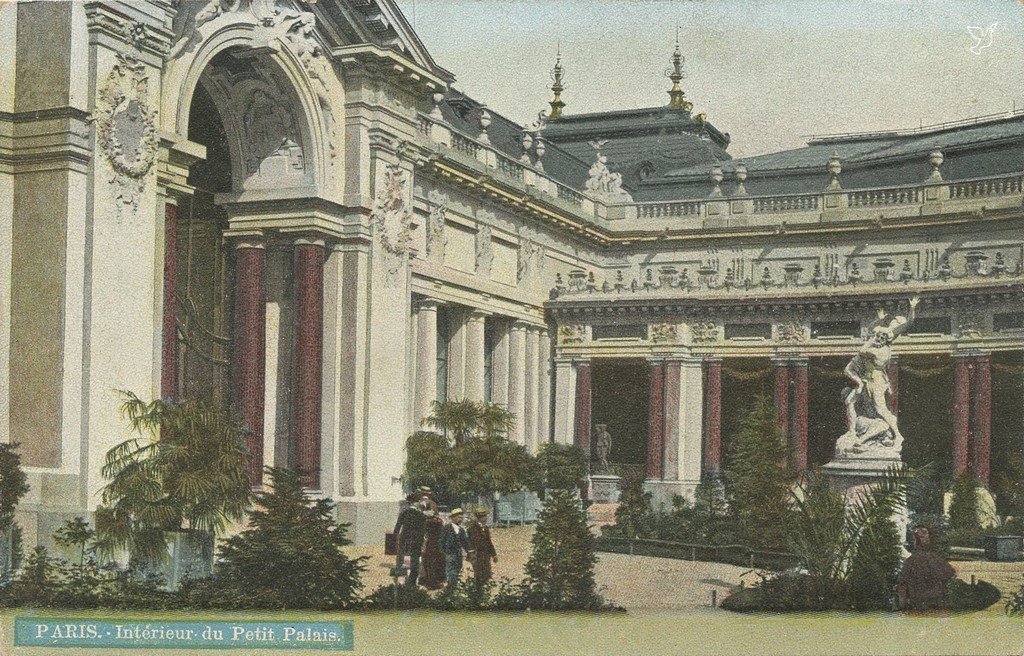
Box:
[345,524,751,609]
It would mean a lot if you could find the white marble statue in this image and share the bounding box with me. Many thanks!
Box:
[835,295,919,459]
[593,424,612,474]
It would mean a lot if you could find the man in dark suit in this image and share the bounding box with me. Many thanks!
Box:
[468,508,498,586]
[393,492,430,587]
[439,507,472,587]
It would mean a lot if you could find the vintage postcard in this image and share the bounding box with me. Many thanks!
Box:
[0,0,1023,654]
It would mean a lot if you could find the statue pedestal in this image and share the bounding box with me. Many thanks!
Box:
[823,455,910,554]
[821,455,902,501]
[590,474,621,504]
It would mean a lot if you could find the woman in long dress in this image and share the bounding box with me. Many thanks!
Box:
[419,502,446,590]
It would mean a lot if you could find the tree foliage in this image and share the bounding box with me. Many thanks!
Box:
[523,490,603,610]
[723,395,795,549]
[533,444,586,493]
[96,391,252,563]
[0,443,29,532]
[405,401,534,503]
[199,468,366,610]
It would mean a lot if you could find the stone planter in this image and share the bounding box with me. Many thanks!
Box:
[982,535,1022,562]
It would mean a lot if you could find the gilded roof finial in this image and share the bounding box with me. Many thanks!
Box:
[549,43,565,120]
[667,29,691,112]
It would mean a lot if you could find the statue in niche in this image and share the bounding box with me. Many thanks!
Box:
[836,295,919,459]
[593,424,612,474]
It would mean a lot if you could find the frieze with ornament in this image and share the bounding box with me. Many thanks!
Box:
[775,322,807,343]
[557,324,586,345]
[650,323,679,343]
[689,321,721,344]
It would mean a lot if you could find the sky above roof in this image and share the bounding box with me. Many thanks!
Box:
[395,0,1024,158]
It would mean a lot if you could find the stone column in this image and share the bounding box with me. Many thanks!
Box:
[464,310,488,402]
[508,322,527,444]
[970,353,992,485]
[646,360,665,480]
[524,326,539,452]
[574,360,593,469]
[293,238,325,489]
[662,360,682,480]
[678,357,705,485]
[887,356,900,414]
[791,358,809,473]
[161,202,179,400]
[773,358,791,442]
[446,309,466,401]
[414,299,439,427]
[552,358,576,445]
[233,239,267,485]
[703,357,722,474]
[952,354,971,478]
[537,328,552,446]
[490,320,510,407]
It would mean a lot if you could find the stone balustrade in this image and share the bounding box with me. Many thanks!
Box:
[415,112,1024,235]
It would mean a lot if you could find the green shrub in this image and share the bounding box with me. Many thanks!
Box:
[604,471,654,540]
[523,489,603,610]
[1006,578,1024,616]
[534,444,587,494]
[946,578,1000,612]
[360,583,434,610]
[846,513,901,610]
[720,572,850,613]
[723,396,795,550]
[946,472,983,547]
[197,468,365,610]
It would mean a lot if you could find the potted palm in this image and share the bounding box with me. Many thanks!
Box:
[95,391,252,589]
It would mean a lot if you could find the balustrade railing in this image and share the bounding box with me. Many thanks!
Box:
[950,174,1023,199]
[848,186,921,207]
[637,200,702,219]
[752,194,819,213]
[415,112,1024,231]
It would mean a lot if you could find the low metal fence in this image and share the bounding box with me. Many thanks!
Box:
[595,536,800,571]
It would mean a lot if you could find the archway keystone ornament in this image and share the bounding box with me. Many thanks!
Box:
[95,53,159,221]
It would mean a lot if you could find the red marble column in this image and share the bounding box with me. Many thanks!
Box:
[703,358,723,474]
[574,361,593,469]
[970,353,992,486]
[646,361,665,480]
[233,240,267,485]
[293,239,325,489]
[887,356,899,414]
[160,202,179,400]
[791,359,809,473]
[773,359,791,442]
[952,355,971,478]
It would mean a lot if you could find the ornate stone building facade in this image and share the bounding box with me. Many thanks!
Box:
[1,1,1021,542]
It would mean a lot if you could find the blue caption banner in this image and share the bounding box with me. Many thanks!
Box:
[14,618,354,650]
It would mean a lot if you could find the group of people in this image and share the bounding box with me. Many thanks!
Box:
[392,490,498,590]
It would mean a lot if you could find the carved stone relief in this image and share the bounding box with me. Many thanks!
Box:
[95,53,159,222]
[372,163,413,286]
[650,323,679,344]
[475,223,493,277]
[558,324,586,345]
[689,321,721,344]
[517,227,545,284]
[425,189,448,262]
[775,321,807,343]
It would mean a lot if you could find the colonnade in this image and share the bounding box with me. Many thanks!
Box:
[412,299,552,451]
[559,349,996,496]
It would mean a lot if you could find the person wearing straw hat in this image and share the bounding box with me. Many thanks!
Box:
[439,507,473,587]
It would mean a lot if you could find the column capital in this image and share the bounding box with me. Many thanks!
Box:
[466,308,492,323]
[293,236,328,249]
[510,320,530,333]
[414,298,441,312]
[953,348,989,359]
[233,237,266,251]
